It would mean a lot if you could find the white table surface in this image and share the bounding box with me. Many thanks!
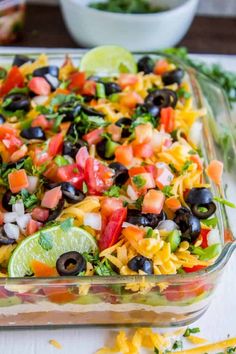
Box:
[0,52,236,354]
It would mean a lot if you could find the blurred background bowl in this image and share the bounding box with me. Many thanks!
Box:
[59,0,199,51]
[0,0,26,44]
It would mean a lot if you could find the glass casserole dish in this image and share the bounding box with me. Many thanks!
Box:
[0,50,235,328]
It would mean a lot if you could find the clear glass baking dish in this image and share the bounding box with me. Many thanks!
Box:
[0,50,235,328]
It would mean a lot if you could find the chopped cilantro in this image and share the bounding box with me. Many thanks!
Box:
[189,149,197,155]
[169,163,177,174]
[146,227,154,238]
[132,175,146,188]
[162,185,174,198]
[192,244,221,260]
[0,67,7,79]
[2,97,13,108]
[134,196,144,210]
[214,197,236,208]
[38,231,53,251]
[54,155,69,167]
[82,182,88,194]
[181,160,193,173]
[51,93,77,107]
[177,87,191,99]
[183,327,200,337]
[226,347,236,353]
[172,340,183,351]
[95,259,117,276]
[104,185,121,198]
[9,189,38,210]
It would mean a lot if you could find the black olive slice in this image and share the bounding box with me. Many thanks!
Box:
[56,251,86,276]
[47,198,65,222]
[13,55,34,67]
[0,227,15,246]
[20,126,46,140]
[137,56,154,74]
[58,102,82,122]
[144,89,177,109]
[81,105,105,117]
[60,182,85,204]
[33,66,59,78]
[0,114,6,124]
[115,118,132,138]
[191,202,216,219]
[128,255,153,274]
[127,209,166,228]
[2,190,14,212]
[162,68,184,86]
[3,93,30,112]
[104,82,122,96]
[174,207,201,243]
[109,162,129,186]
[186,188,213,206]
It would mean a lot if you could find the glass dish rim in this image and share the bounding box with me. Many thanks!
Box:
[0,49,235,285]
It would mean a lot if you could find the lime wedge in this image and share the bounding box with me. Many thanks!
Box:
[8,225,98,277]
[80,45,137,76]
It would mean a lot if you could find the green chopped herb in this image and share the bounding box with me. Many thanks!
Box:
[104,185,121,198]
[95,259,117,276]
[213,197,236,208]
[54,155,70,167]
[38,231,53,251]
[201,217,218,228]
[82,182,88,194]
[189,149,197,155]
[192,244,221,260]
[2,97,13,108]
[172,340,183,351]
[60,218,74,232]
[109,93,120,103]
[169,163,178,174]
[130,112,156,131]
[177,87,191,99]
[96,82,106,98]
[9,189,38,210]
[183,327,200,337]
[132,175,146,188]
[134,196,144,210]
[226,347,236,353]
[0,67,7,79]
[51,93,77,107]
[197,206,208,213]
[162,185,174,198]
[146,227,154,238]
[181,160,193,173]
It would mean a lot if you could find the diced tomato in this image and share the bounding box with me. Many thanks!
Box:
[83,128,104,145]
[32,115,51,130]
[115,145,133,167]
[142,189,165,214]
[199,228,210,249]
[154,59,169,75]
[145,165,158,179]
[99,207,127,251]
[31,260,58,277]
[43,286,77,304]
[164,281,210,302]
[68,71,86,92]
[60,122,71,133]
[206,160,223,185]
[31,207,50,222]
[118,74,138,89]
[123,226,145,249]
[0,124,17,139]
[190,154,203,170]
[41,186,62,209]
[43,162,58,181]
[155,167,173,189]
[131,172,155,191]
[133,142,153,158]
[8,169,29,194]
[2,133,22,153]
[84,157,113,195]
[160,107,175,133]
[76,146,89,170]
[183,265,206,273]
[81,80,97,96]
[28,77,51,96]
[57,164,84,190]
[0,66,24,96]
[101,197,123,218]
[10,144,28,163]
[26,219,41,236]
[32,147,52,166]
[107,124,122,142]
[165,197,181,212]
[135,123,153,144]
[48,132,63,157]
[120,92,143,109]
[129,166,146,177]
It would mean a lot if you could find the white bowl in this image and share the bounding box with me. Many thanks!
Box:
[59,0,199,51]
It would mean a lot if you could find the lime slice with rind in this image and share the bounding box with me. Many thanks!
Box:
[8,224,98,277]
[80,45,137,76]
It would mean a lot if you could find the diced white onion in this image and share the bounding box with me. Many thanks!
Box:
[122,222,136,228]
[45,73,59,90]
[3,223,20,240]
[3,212,18,223]
[83,213,101,231]
[127,185,138,201]
[157,220,179,232]
[207,228,220,246]
[12,199,25,217]
[31,95,48,106]
[189,120,202,145]
[16,214,31,233]
[27,176,39,194]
